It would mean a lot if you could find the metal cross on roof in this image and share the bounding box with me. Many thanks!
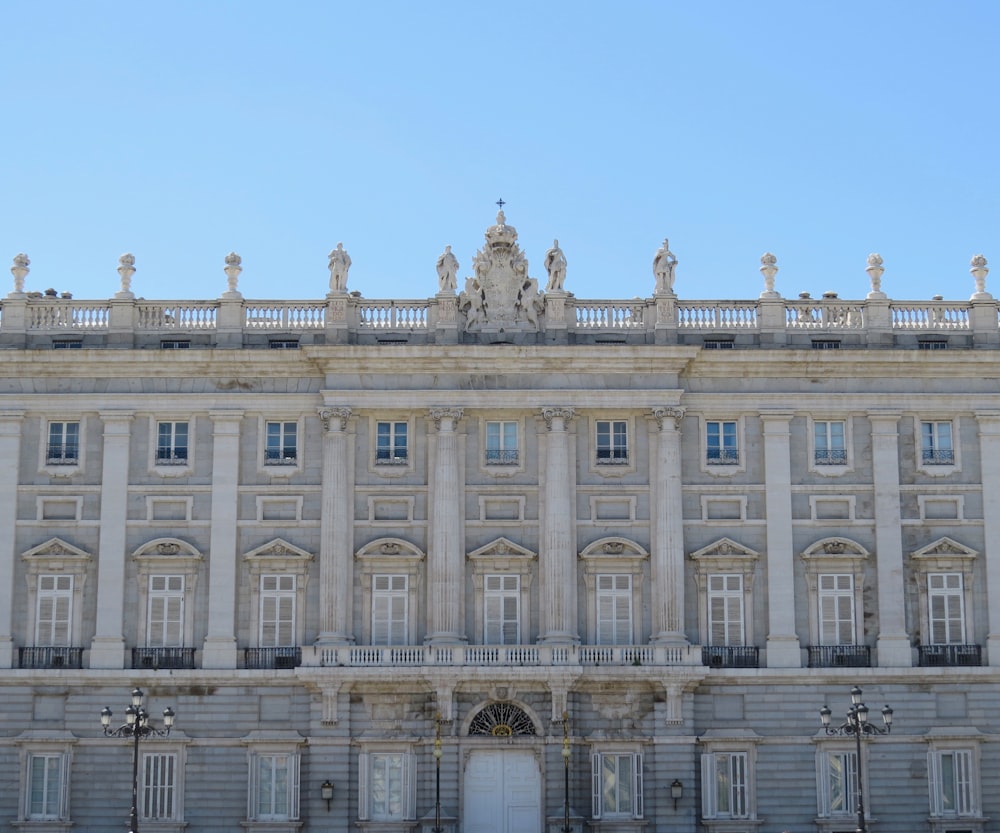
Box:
[495,198,506,210]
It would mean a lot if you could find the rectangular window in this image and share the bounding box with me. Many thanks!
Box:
[707,575,744,646]
[370,753,406,820]
[27,753,64,820]
[485,421,518,465]
[814,420,847,465]
[592,752,643,819]
[47,421,80,464]
[253,753,299,821]
[596,420,629,465]
[818,574,856,645]
[53,340,82,349]
[484,574,520,644]
[372,575,408,645]
[706,420,738,465]
[930,749,975,816]
[703,339,734,350]
[596,575,632,645]
[918,340,948,350]
[36,575,73,647]
[148,576,184,647]
[268,340,299,349]
[265,421,297,465]
[156,421,189,465]
[159,340,190,349]
[929,573,965,644]
[811,339,841,350]
[821,750,858,816]
[701,751,748,819]
[376,421,408,465]
[921,421,955,464]
[142,752,177,820]
[259,575,296,647]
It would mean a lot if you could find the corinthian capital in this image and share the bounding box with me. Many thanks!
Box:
[651,406,685,430]
[428,407,464,430]
[541,407,576,429]
[319,407,352,430]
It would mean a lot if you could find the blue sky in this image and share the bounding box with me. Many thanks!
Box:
[2,2,997,303]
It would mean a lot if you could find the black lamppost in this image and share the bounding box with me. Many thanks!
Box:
[100,687,176,833]
[561,711,571,833]
[432,712,443,833]
[819,686,892,833]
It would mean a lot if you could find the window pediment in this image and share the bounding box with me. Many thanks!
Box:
[467,537,536,562]
[133,537,203,565]
[22,538,91,571]
[912,536,977,563]
[689,537,759,565]
[356,538,425,562]
[801,537,869,564]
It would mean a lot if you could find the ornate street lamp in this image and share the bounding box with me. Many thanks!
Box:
[100,687,176,833]
[819,686,892,833]
[562,711,572,833]
[433,712,443,833]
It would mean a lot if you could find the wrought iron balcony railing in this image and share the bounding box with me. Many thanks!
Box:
[46,443,79,464]
[706,449,740,465]
[918,643,981,667]
[922,448,956,465]
[485,449,519,465]
[132,647,196,670]
[19,646,84,669]
[701,645,760,668]
[814,449,848,465]
[245,646,302,670]
[807,645,871,668]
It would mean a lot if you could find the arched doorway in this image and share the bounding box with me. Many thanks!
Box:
[463,703,542,833]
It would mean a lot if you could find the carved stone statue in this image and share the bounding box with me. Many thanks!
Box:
[117,253,136,297]
[652,238,677,294]
[327,242,352,293]
[544,239,567,291]
[435,245,459,293]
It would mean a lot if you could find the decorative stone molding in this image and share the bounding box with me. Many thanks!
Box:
[540,407,575,429]
[428,407,464,429]
[651,406,685,429]
[318,407,352,430]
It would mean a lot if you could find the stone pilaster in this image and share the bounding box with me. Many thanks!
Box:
[317,407,355,645]
[869,411,911,666]
[90,411,135,668]
[649,407,688,645]
[425,408,466,644]
[202,410,243,669]
[0,411,23,668]
[538,407,579,644]
[761,412,801,666]
[975,412,1000,665]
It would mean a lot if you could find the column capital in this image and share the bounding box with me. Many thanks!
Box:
[428,407,464,430]
[867,410,903,432]
[541,407,576,429]
[651,406,685,430]
[319,407,352,431]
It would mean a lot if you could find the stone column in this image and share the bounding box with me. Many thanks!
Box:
[649,407,687,644]
[538,408,579,644]
[761,412,801,667]
[202,411,243,669]
[975,412,1000,665]
[869,411,911,666]
[425,408,466,644]
[90,411,135,669]
[0,411,24,668]
[317,407,354,645]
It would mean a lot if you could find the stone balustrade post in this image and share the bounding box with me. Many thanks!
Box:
[543,292,571,345]
[969,298,1000,347]
[653,293,678,345]
[756,296,787,346]
[433,295,460,345]
[864,297,893,347]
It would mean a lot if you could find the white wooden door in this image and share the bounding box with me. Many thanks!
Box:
[464,750,541,833]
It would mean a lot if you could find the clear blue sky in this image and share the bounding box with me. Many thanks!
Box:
[2,2,997,302]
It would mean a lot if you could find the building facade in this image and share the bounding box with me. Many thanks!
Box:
[1,218,999,833]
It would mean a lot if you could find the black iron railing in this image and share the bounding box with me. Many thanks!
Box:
[132,647,196,669]
[808,645,871,668]
[19,646,84,669]
[918,644,981,667]
[245,646,302,669]
[702,645,759,668]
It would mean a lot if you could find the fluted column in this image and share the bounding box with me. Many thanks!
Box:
[0,411,23,668]
[317,407,354,645]
[869,411,911,666]
[425,408,466,644]
[761,412,801,667]
[202,410,243,669]
[650,407,688,644]
[975,412,1000,665]
[90,411,135,668]
[538,407,579,644]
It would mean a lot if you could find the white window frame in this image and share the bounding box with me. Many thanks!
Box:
[356,539,425,645]
[358,747,416,822]
[801,538,868,654]
[701,750,751,820]
[247,748,301,823]
[371,574,409,646]
[818,574,856,646]
[591,749,643,820]
[34,575,74,648]
[39,417,86,475]
[815,745,859,819]
[595,575,633,646]
[580,538,648,645]
[258,416,303,473]
[22,539,91,651]
[707,574,745,647]
[690,539,759,651]
[595,419,629,466]
[927,573,966,645]
[26,751,68,821]
[147,575,185,648]
[483,573,521,645]
[911,538,978,654]
[484,418,521,470]
[916,416,960,474]
[929,747,976,818]
[133,538,202,651]
[244,539,313,649]
[701,417,745,476]
[373,417,412,473]
[16,733,77,827]
[149,416,194,476]
[140,748,187,825]
[809,417,853,474]
[468,537,536,645]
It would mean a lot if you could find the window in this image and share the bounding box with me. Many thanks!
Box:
[260,575,296,647]
[485,420,518,465]
[156,421,189,465]
[249,752,299,822]
[372,575,408,645]
[596,575,632,645]
[929,748,977,818]
[265,421,297,465]
[596,420,628,465]
[268,339,299,349]
[22,538,90,668]
[929,573,966,645]
[46,421,79,464]
[918,339,948,350]
[27,752,65,820]
[818,574,856,645]
[358,750,414,821]
[35,575,72,647]
[701,751,749,819]
[818,749,858,818]
[484,574,520,644]
[708,575,744,646]
[376,421,408,465]
[706,420,738,465]
[53,339,82,349]
[142,752,178,821]
[592,751,643,819]
[922,421,955,465]
[814,420,847,465]
[160,340,190,349]
[147,576,184,647]
[703,338,734,349]
[811,339,841,350]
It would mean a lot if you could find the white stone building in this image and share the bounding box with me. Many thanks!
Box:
[1,219,998,833]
